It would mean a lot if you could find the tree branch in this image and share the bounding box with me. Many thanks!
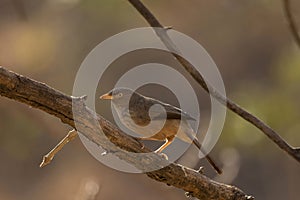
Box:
[283,0,300,49]
[0,66,253,199]
[40,129,78,167]
[127,0,300,163]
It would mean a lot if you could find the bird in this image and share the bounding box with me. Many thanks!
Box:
[99,87,222,174]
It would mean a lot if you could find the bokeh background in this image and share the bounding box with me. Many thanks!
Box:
[1,0,300,199]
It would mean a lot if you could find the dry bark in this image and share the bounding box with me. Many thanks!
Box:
[0,66,253,199]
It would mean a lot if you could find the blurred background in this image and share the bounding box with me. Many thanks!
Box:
[0,0,300,199]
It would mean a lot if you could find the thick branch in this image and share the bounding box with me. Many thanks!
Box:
[0,66,253,199]
[127,0,300,163]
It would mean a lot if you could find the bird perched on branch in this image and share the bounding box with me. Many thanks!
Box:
[100,87,222,174]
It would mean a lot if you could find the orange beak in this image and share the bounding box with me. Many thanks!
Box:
[99,92,113,100]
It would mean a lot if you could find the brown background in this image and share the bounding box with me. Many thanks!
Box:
[0,0,300,199]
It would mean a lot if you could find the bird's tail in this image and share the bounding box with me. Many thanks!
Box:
[192,139,223,175]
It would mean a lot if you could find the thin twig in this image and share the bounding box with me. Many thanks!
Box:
[0,66,253,200]
[127,0,300,163]
[283,0,300,48]
[40,129,78,167]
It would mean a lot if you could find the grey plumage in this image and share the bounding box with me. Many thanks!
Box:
[100,87,222,174]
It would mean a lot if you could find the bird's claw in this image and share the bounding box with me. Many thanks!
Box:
[185,192,194,199]
[154,151,169,160]
[197,166,205,174]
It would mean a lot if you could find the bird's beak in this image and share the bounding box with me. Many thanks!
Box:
[99,93,113,100]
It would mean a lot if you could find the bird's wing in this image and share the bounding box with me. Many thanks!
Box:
[145,97,196,121]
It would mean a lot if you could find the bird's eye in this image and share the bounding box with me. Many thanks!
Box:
[117,93,123,97]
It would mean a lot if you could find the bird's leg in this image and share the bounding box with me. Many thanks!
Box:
[154,136,175,153]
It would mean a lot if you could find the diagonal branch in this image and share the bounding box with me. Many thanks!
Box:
[283,0,300,49]
[0,66,253,200]
[40,129,78,167]
[127,0,300,163]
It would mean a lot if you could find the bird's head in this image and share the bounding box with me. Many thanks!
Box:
[100,87,135,100]
[99,87,138,108]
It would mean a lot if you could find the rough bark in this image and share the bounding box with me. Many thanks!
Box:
[0,66,253,200]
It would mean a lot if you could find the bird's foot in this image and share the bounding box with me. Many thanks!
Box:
[185,192,194,199]
[197,166,205,174]
[154,150,169,160]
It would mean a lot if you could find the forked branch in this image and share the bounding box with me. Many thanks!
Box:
[0,66,253,200]
[128,0,300,163]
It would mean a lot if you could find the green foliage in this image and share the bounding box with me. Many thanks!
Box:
[223,48,300,151]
